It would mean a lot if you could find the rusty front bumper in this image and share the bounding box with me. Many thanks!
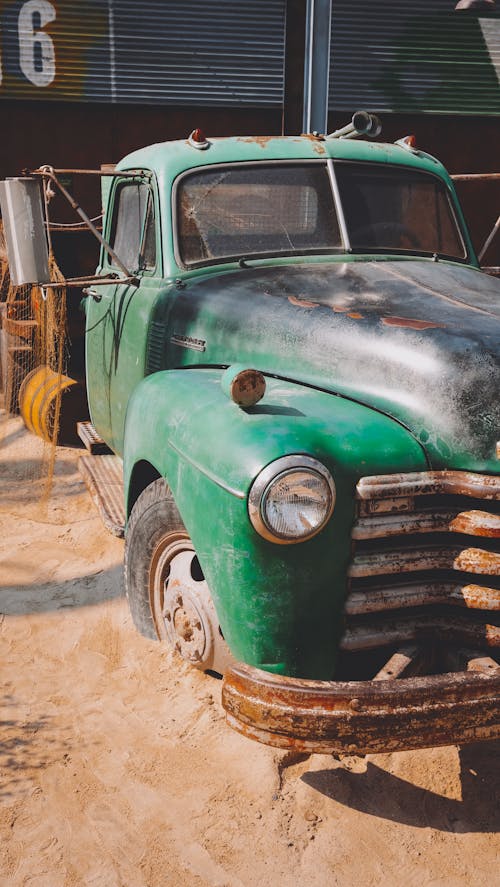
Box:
[222,660,500,755]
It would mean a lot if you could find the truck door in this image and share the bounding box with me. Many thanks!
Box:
[85,177,159,454]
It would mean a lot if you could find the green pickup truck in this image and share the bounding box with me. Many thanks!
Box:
[3,122,500,753]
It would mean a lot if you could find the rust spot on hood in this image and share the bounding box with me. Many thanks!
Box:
[382,316,445,331]
[332,306,364,318]
[288,295,319,309]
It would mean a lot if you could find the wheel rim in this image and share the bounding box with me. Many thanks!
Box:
[149,531,210,665]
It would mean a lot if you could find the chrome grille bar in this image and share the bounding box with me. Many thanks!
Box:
[345,582,500,615]
[349,545,500,577]
[345,471,500,651]
[353,508,500,540]
[357,470,500,502]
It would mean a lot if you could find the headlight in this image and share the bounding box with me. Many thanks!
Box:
[248,455,335,544]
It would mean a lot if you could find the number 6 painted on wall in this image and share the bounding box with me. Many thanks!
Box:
[18,0,56,87]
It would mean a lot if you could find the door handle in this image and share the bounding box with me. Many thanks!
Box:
[83,287,102,302]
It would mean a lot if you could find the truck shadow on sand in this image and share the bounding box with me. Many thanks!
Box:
[302,741,499,833]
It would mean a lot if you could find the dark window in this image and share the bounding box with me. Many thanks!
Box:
[177,164,342,266]
[335,163,466,259]
[109,183,156,272]
[141,196,157,270]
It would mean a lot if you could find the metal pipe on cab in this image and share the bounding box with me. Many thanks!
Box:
[326,111,382,140]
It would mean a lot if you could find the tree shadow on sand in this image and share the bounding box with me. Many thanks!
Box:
[302,741,500,833]
[0,690,78,803]
[0,456,82,506]
[0,564,123,615]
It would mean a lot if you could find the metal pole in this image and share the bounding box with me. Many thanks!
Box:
[479,215,500,264]
[302,0,332,135]
[108,0,117,103]
[452,173,500,182]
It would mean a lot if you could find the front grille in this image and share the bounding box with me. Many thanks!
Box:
[341,470,500,679]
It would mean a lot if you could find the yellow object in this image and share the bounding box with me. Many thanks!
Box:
[19,365,84,445]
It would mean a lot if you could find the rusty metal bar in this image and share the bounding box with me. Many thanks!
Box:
[354,509,453,538]
[466,654,500,675]
[37,275,137,290]
[373,645,428,680]
[357,471,500,502]
[345,582,500,615]
[451,510,500,537]
[451,173,500,181]
[222,661,500,754]
[49,277,106,285]
[455,547,500,574]
[445,648,500,676]
[349,545,500,578]
[353,508,500,540]
[28,167,148,178]
[341,614,500,652]
[46,224,103,233]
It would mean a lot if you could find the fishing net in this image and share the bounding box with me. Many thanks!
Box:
[0,218,70,506]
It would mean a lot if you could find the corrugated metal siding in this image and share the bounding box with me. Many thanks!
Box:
[329,0,500,115]
[0,0,286,107]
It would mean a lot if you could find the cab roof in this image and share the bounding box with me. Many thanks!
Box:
[116,134,450,184]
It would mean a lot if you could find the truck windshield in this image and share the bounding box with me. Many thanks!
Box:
[335,163,466,260]
[177,163,341,266]
[176,160,466,267]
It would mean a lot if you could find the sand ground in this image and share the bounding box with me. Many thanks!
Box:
[0,413,498,887]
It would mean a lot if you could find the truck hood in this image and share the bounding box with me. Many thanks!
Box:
[167,259,500,471]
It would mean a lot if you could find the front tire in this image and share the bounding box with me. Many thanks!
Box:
[124,478,232,674]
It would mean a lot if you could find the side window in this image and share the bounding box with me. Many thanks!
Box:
[108,182,156,272]
[142,196,156,270]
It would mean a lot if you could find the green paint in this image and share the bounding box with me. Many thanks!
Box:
[123,370,427,678]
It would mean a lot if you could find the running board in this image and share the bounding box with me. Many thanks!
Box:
[79,454,125,537]
[77,420,113,455]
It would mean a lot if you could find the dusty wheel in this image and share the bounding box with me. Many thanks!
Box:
[125,478,232,674]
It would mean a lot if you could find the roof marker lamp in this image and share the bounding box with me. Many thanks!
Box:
[248,456,336,544]
[188,129,210,150]
[395,135,418,151]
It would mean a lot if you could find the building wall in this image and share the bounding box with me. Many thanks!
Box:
[0,0,497,267]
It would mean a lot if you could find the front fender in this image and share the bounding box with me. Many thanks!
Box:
[123,368,427,679]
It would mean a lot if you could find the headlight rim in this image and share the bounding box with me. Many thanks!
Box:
[248,454,336,545]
